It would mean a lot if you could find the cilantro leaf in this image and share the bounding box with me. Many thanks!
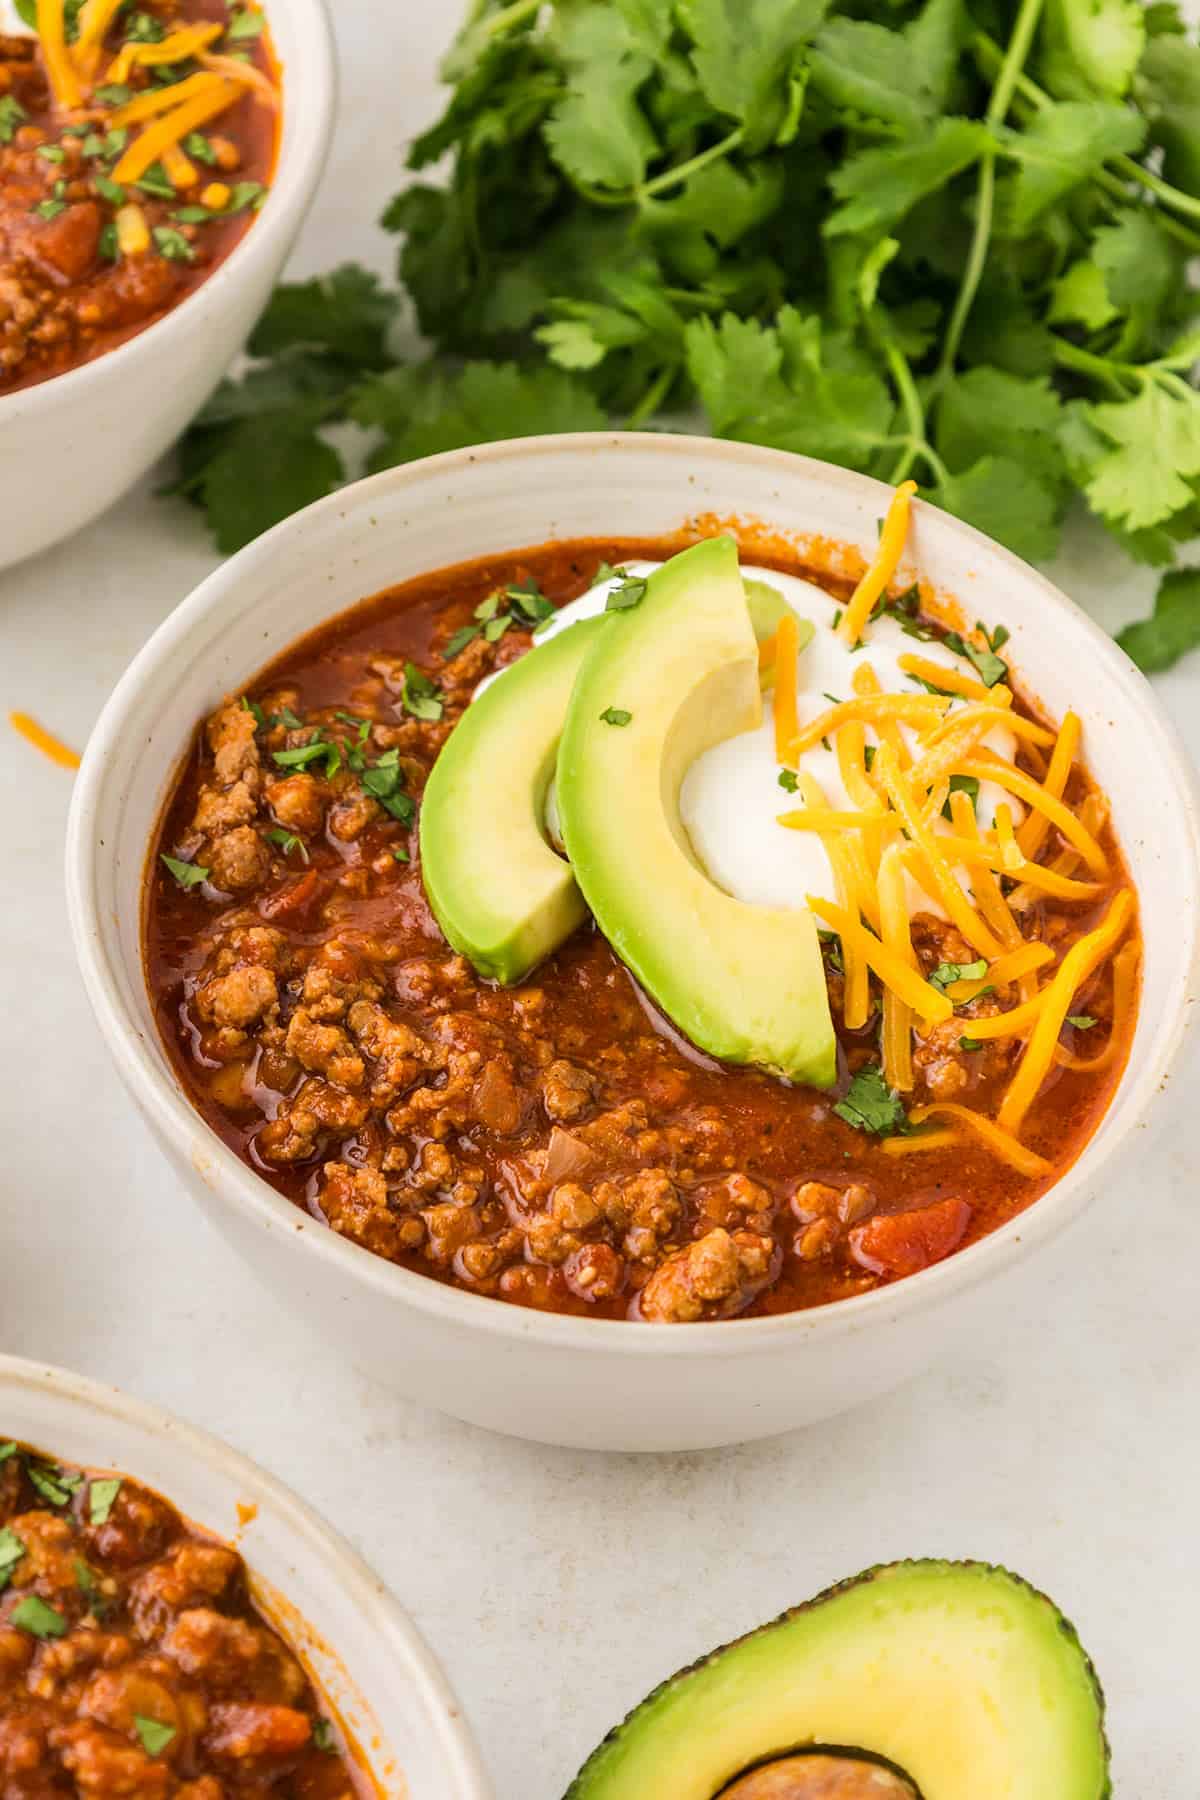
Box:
[10,1597,66,1639]
[778,769,799,792]
[249,266,400,371]
[161,854,209,889]
[174,408,344,555]
[833,1064,908,1135]
[402,662,444,721]
[134,1717,176,1757]
[808,18,942,138]
[996,102,1146,232]
[600,706,632,725]
[1092,212,1180,314]
[826,119,988,238]
[88,1478,121,1525]
[932,455,1064,566]
[605,576,648,611]
[350,361,607,470]
[1066,1014,1098,1029]
[1036,0,1145,101]
[1117,567,1200,672]
[544,5,657,190]
[681,0,824,152]
[0,1528,25,1590]
[929,958,988,991]
[1084,382,1200,532]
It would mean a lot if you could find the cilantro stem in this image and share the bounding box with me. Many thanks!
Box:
[1051,338,1144,392]
[471,0,541,43]
[882,342,928,486]
[627,361,677,427]
[636,126,746,202]
[936,0,1045,392]
[973,31,1200,238]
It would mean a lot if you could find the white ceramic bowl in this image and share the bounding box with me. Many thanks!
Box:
[65,435,1200,1452]
[0,0,335,572]
[0,1353,492,1798]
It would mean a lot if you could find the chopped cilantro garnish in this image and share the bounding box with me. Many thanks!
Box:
[360,748,415,823]
[184,130,217,164]
[227,5,265,39]
[600,707,632,726]
[929,958,988,992]
[98,222,119,261]
[154,226,195,263]
[161,854,209,889]
[1066,1015,1097,1030]
[36,144,65,164]
[265,828,309,862]
[862,745,876,771]
[0,1528,25,1590]
[833,1064,908,1136]
[94,83,133,106]
[482,613,512,643]
[73,1557,109,1618]
[240,695,267,729]
[124,10,166,41]
[0,96,26,143]
[24,1463,72,1507]
[605,576,648,612]
[227,180,267,213]
[270,706,305,730]
[172,205,213,224]
[392,845,410,863]
[32,199,66,220]
[272,734,341,780]
[312,1717,337,1752]
[134,1717,176,1757]
[10,1597,66,1639]
[89,1478,121,1526]
[0,1444,16,1463]
[592,562,626,584]
[505,578,554,624]
[943,622,1010,689]
[958,1035,983,1051]
[817,928,844,975]
[778,769,799,793]
[95,176,125,206]
[401,662,443,721]
[135,163,175,199]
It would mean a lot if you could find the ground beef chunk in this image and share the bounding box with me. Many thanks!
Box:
[131,1544,238,1640]
[284,1010,364,1088]
[639,1228,779,1322]
[207,827,270,896]
[541,1059,595,1123]
[264,772,325,835]
[319,1163,422,1259]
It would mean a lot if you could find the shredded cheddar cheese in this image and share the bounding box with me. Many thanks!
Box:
[772,611,800,765]
[898,652,1011,707]
[807,896,953,1025]
[998,890,1135,1134]
[1055,942,1140,1073]
[1017,710,1081,861]
[877,843,916,1091]
[993,801,1023,872]
[113,79,242,184]
[9,711,81,769]
[71,0,126,76]
[944,940,1053,1002]
[124,21,224,67]
[109,70,233,127]
[875,743,1003,958]
[36,0,82,109]
[880,1128,959,1157]
[162,140,198,190]
[837,480,917,645]
[198,51,280,106]
[958,751,1108,877]
[788,693,948,760]
[904,1103,1053,1176]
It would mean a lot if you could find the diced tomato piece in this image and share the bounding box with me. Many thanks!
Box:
[257,870,325,925]
[849,1197,971,1278]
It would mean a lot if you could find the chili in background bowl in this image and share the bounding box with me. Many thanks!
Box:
[0,1353,493,1797]
[0,0,334,572]
[65,435,1200,1452]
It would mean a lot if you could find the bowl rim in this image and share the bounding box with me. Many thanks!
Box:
[0,0,336,418]
[0,1350,493,1796]
[65,430,1200,1359]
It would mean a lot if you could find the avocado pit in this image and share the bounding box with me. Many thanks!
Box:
[722,1754,917,1799]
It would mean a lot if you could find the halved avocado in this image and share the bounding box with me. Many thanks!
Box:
[565,1561,1110,1800]
[556,536,836,1087]
[420,617,607,983]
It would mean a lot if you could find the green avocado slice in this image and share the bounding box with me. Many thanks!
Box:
[556,536,836,1087]
[565,1561,1110,1800]
[419,616,607,984]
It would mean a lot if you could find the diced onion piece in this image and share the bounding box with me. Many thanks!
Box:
[837,480,917,646]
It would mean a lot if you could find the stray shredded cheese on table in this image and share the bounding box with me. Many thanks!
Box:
[9,712,81,769]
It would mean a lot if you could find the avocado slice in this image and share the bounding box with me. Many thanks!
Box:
[420,617,607,984]
[556,536,836,1087]
[565,1561,1110,1800]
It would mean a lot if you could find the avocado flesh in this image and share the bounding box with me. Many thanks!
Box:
[420,617,607,984]
[556,536,836,1087]
[566,1562,1110,1800]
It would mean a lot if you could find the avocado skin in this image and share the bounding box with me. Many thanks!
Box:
[563,1560,1111,1800]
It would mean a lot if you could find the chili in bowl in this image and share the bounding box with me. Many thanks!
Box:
[0,0,333,570]
[0,1354,493,1798]
[65,435,1200,1451]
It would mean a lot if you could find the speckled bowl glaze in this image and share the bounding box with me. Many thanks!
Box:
[65,434,1200,1451]
[0,0,335,571]
[0,1354,492,1797]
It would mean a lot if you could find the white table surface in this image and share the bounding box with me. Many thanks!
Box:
[3,8,1199,1796]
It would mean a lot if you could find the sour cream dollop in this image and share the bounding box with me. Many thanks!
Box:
[481,561,1019,920]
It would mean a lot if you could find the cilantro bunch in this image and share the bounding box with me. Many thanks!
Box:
[173,0,1200,669]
